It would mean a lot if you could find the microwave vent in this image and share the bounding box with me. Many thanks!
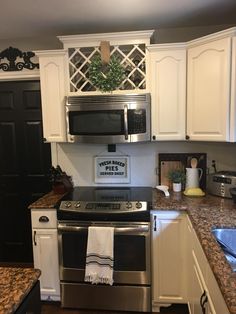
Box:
[67,94,150,105]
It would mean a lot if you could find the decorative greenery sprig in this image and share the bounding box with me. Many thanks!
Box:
[89,55,125,92]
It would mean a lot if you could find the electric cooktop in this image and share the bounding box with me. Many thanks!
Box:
[58,186,153,222]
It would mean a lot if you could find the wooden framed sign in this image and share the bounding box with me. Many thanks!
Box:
[94,156,130,184]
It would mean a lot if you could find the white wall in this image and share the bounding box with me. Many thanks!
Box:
[53,141,236,187]
[0,36,62,51]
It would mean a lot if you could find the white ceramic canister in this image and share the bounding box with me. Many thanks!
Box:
[185,168,203,189]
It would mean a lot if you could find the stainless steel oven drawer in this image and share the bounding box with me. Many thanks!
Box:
[61,282,151,312]
[60,267,151,285]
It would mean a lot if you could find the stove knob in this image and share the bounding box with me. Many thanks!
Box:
[75,202,81,208]
[65,202,72,208]
[126,202,132,209]
[136,202,142,209]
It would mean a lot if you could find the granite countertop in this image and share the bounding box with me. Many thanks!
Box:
[0,267,41,314]
[28,190,67,209]
[152,189,236,314]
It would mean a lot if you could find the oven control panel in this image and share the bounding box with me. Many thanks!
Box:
[59,201,147,213]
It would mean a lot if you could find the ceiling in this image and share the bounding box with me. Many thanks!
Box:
[1,0,236,40]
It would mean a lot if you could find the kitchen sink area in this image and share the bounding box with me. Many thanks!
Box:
[212,228,236,271]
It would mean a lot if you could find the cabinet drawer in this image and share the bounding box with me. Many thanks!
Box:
[31,209,57,228]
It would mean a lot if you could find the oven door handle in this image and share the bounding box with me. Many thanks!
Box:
[58,223,149,234]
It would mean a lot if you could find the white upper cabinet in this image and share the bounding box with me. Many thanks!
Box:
[35,28,236,144]
[36,50,67,142]
[148,44,186,141]
[187,28,236,142]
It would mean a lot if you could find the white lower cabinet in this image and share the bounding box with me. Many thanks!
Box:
[152,211,229,313]
[186,216,229,314]
[190,249,216,314]
[31,209,60,301]
[151,211,187,312]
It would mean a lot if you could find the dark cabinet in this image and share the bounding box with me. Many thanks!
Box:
[15,281,41,314]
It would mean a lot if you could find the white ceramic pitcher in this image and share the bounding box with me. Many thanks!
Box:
[185,167,203,189]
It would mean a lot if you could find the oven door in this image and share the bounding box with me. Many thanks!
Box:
[58,221,150,285]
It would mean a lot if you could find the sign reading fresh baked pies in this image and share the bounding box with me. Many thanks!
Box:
[94,156,130,183]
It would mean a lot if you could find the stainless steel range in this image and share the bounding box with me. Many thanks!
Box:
[57,186,152,312]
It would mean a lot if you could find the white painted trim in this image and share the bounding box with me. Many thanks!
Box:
[187,27,236,48]
[50,143,58,167]
[147,43,187,51]
[34,49,67,57]
[58,30,154,48]
[67,90,149,96]
[0,69,40,81]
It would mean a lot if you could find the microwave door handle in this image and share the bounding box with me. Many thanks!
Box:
[124,105,128,140]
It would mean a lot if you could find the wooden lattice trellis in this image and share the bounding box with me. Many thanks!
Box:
[68,43,146,93]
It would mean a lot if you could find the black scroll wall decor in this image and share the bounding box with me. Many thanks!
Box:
[0,46,39,71]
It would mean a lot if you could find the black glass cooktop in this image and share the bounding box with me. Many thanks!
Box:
[58,186,153,222]
[64,186,153,202]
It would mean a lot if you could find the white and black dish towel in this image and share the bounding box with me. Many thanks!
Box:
[85,226,114,285]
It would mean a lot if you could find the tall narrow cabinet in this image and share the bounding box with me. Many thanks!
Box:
[31,208,60,301]
[151,211,187,312]
[187,28,236,142]
[35,50,67,142]
[148,44,186,141]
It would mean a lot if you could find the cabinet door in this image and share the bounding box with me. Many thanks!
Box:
[32,228,60,299]
[186,219,194,314]
[206,262,229,314]
[149,45,186,141]
[191,250,208,314]
[187,217,228,314]
[37,51,67,142]
[230,37,236,142]
[187,37,231,141]
[206,297,217,314]
[151,211,187,307]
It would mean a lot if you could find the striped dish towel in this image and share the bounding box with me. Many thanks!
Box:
[85,226,114,285]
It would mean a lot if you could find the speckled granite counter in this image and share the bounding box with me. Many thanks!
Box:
[28,190,67,209]
[152,189,236,314]
[0,267,41,314]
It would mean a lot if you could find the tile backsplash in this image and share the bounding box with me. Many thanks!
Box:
[52,141,236,188]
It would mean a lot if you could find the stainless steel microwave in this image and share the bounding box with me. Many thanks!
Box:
[65,93,151,144]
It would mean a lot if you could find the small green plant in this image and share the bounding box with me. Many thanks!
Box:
[168,169,185,184]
